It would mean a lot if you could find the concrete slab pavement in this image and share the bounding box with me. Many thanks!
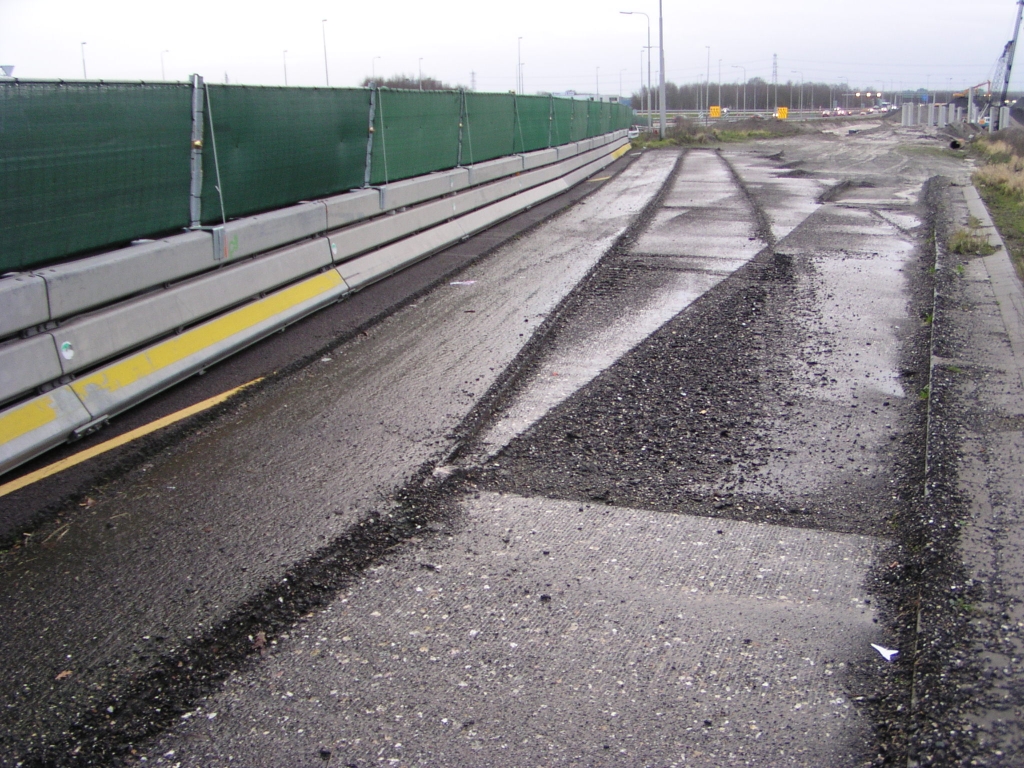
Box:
[146,493,883,768]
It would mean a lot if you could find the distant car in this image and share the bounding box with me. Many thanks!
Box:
[627,127,641,139]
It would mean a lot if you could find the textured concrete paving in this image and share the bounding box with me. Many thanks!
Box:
[147,493,881,767]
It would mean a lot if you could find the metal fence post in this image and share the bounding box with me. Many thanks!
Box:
[548,94,554,148]
[189,74,205,228]
[457,89,466,167]
[512,93,520,154]
[363,87,377,188]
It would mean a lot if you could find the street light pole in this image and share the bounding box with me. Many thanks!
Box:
[732,65,746,112]
[161,49,169,80]
[705,46,710,124]
[791,70,803,113]
[283,50,288,86]
[80,42,87,79]
[419,58,424,90]
[596,66,600,97]
[321,20,329,86]
[517,37,522,94]
[641,48,646,122]
[658,0,666,138]
[620,12,652,130]
[718,59,722,109]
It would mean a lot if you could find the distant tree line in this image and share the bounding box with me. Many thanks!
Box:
[360,74,466,91]
[629,79,906,112]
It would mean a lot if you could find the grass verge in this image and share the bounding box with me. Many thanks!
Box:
[973,131,1024,281]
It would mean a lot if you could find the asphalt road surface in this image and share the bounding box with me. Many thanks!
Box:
[2,119,1022,767]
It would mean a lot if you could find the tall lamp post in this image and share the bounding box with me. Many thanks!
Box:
[161,49,169,80]
[282,50,288,86]
[732,65,746,112]
[791,70,803,113]
[658,0,666,138]
[620,11,651,130]
[321,20,329,86]
[704,46,710,123]
[418,58,424,90]
[517,37,522,94]
[718,59,722,109]
[80,42,87,79]
[641,49,647,122]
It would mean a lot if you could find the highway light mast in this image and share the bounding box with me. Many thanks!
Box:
[658,0,666,138]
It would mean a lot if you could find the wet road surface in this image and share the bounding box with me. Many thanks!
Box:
[2,121,1012,766]
[147,132,927,767]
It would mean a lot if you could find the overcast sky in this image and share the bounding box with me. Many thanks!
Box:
[1,0,1021,96]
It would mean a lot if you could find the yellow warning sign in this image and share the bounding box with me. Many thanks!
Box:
[775,107,789,120]
[709,105,721,119]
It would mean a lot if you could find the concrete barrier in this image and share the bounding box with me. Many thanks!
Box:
[378,169,471,212]
[0,275,49,339]
[52,238,335,377]
[0,334,63,408]
[323,188,383,230]
[467,156,524,186]
[69,270,350,421]
[0,134,631,477]
[0,387,94,475]
[38,232,216,321]
[522,148,558,171]
[556,143,580,161]
[214,202,328,262]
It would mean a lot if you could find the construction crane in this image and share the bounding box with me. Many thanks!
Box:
[989,0,1024,129]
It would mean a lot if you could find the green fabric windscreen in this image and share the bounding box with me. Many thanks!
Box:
[1,81,192,271]
[201,85,370,223]
[369,89,461,185]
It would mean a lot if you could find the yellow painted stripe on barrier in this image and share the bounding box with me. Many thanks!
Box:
[0,395,60,444]
[0,379,262,499]
[71,270,343,400]
[610,143,631,160]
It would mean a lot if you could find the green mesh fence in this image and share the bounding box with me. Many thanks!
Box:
[462,92,515,165]
[550,98,573,146]
[0,81,192,272]
[513,95,552,153]
[570,99,590,141]
[370,89,461,185]
[1,81,631,272]
[202,85,369,223]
